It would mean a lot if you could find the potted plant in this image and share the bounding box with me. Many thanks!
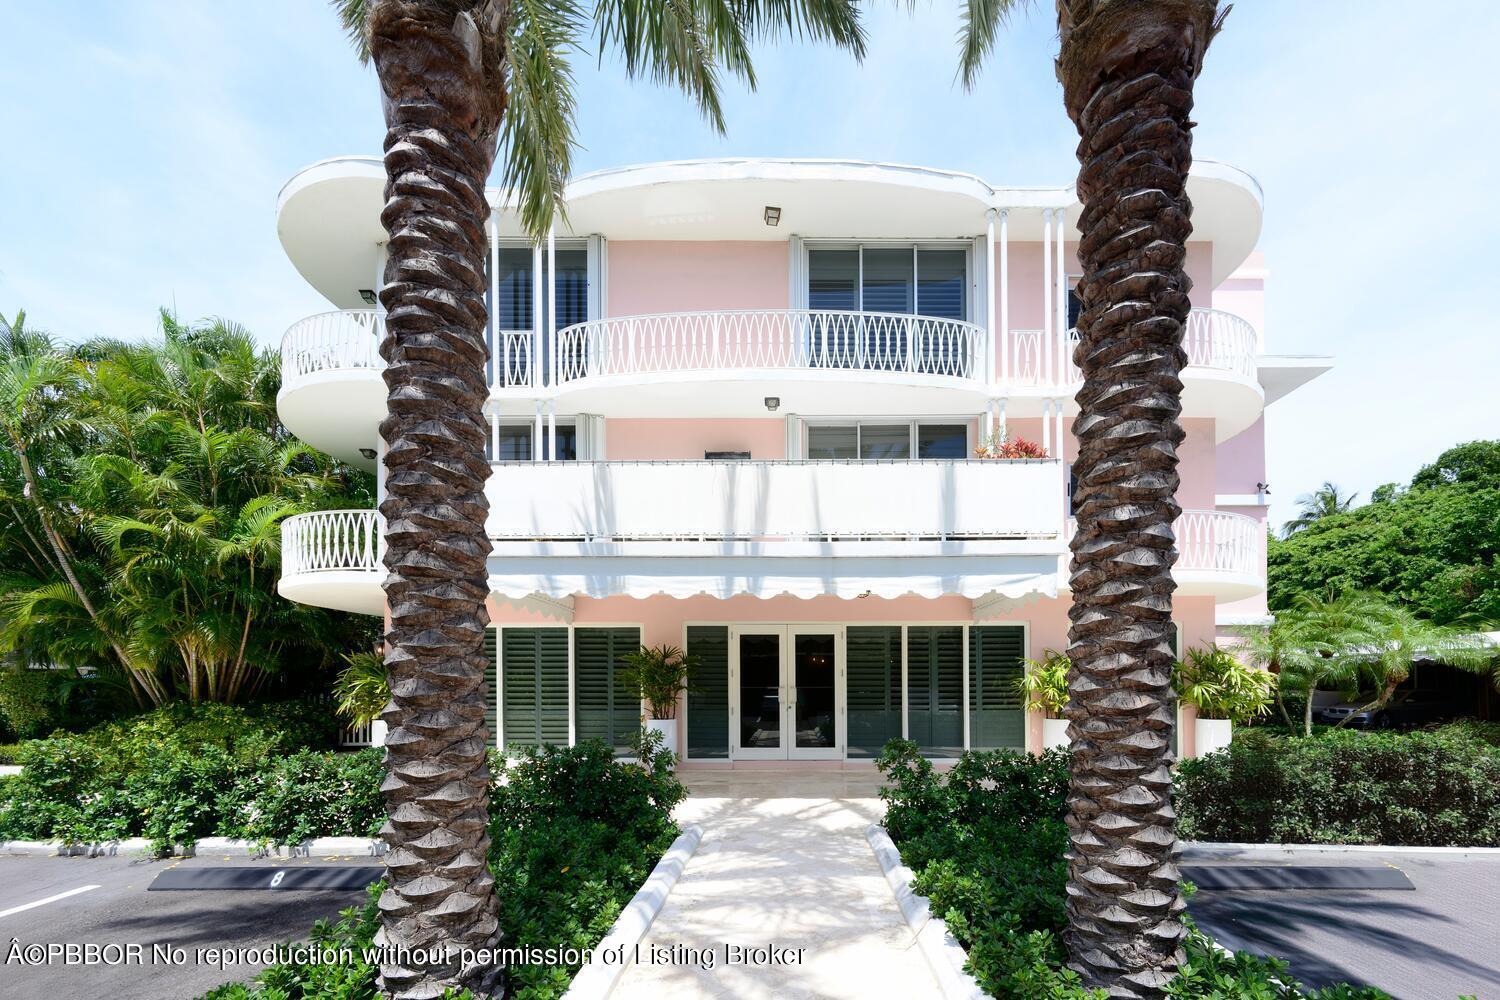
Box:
[1172,644,1275,755]
[974,431,1049,460]
[619,643,697,763]
[333,650,390,745]
[1016,650,1071,749]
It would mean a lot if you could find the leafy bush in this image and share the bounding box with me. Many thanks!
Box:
[0,742,25,765]
[876,739,1390,999]
[1172,644,1275,723]
[202,733,684,1000]
[332,652,388,728]
[223,749,386,845]
[0,667,59,737]
[1176,727,1500,846]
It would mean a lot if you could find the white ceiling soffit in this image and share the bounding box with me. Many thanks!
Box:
[1257,355,1335,405]
[278,156,1264,308]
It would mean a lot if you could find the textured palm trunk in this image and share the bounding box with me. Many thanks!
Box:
[1057,2,1224,996]
[367,2,507,997]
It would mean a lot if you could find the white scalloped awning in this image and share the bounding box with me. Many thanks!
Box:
[488,542,1062,603]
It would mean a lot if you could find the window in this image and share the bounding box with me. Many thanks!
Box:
[807,246,969,320]
[490,423,577,462]
[486,242,590,384]
[806,421,969,460]
[1066,285,1082,330]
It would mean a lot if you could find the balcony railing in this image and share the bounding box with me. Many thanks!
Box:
[1005,307,1257,387]
[484,459,1063,541]
[554,310,985,383]
[280,310,535,390]
[1065,509,1260,578]
[281,509,382,576]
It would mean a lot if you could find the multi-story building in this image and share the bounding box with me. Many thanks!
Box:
[276,156,1329,764]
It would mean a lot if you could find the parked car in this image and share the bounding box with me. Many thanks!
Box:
[1316,690,1461,729]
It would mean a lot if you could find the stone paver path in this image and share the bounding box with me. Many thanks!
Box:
[610,769,942,1000]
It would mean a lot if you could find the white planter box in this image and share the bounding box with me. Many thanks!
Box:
[1042,718,1070,750]
[645,718,679,763]
[1195,718,1233,757]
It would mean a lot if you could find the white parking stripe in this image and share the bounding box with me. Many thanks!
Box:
[0,884,102,919]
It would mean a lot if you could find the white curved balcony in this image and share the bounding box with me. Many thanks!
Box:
[1064,508,1263,600]
[550,309,989,416]
[278,509,384,615]
[1005,308,1262,442]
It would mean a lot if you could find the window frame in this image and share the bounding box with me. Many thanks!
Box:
[489,419,579,463]
[801,240,974,321]
[801,417,973,461]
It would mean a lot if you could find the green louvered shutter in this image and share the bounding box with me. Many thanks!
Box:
[483,629,499,746]
[574,627,642,755]
[686,625,729,759]
[969,626,1025,749]
[907,626,963,757]
[502,628,569,747]
[847,626,902,758]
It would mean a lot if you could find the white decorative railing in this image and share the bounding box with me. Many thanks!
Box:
[553,310,985,383]
[490,329,535,388]
[1003,307,1256,387]
[340,720,375,747]
[484,460,1064,541]
[281,509,382,576]
[281,310,385,389]
[1065,509,1260,577]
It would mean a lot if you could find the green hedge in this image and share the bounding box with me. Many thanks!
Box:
[1175,728,1500,846]
[876,740,1389,999]
[204,735,686,1000]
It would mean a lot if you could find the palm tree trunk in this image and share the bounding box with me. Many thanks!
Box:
[1057,3,1225,995]
[366,3,507,997]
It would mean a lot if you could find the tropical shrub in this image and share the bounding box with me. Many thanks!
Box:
[876,739,1390,999]
[332,651,389,728]
[975,432,1048,459]
[1172,644,1275,723]
[617,644,696,720]
[1175,727,1500,846]
[0,743,24,765]
[202,733,684,1000]
[1015,650,1070,717]
[0,666,60,737]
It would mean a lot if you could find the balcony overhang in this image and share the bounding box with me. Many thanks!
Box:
[1258,354,1334,405]
[487,541,1062,603]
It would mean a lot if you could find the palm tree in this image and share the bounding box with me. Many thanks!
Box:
[957,2,1229,994]
[329,4,865,996]
[1280,481,1357,537]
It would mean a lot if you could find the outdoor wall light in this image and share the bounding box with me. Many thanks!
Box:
[359,288,378,305]
[764,396,780,411]
[763,205,781,227]
[359,448,378,460]
[1256,482,1271,494]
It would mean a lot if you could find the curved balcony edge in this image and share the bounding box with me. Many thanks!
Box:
[1061,509,1264,600]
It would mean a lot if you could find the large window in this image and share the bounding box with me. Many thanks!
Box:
[489,422,577,462]
[805,421,968,460]
[487,242,590,384]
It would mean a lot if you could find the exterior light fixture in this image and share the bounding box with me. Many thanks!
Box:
[764,396,780,412]
[763,206,781,227]
[856,590,872,599]
[359,447,378,460]
[359,288,378,305]
[1256,482,1271,494]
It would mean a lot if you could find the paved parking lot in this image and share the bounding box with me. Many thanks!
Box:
[1185,847,1500,999]
[0,851,376,999]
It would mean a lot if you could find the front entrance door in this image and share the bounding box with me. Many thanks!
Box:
[729,626,843,760]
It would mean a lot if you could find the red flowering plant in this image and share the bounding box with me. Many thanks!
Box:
[974,432,1048,459]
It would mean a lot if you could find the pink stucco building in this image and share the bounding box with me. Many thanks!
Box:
[275,157,1330,763]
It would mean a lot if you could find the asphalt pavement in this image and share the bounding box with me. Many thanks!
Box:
[0,851,377,1000]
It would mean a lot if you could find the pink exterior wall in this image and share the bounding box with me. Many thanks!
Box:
[606,418,786,460]
[606,241,789,316]
[1212,250,1266,349]
[1216,416,1267,495]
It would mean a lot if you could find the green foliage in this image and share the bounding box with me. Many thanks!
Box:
[0,666,59,736]
[1269,440,1500,626]
[200,735,684,1000]
[1015,650,1070,717]
[617,643,696,720]
[1172,645,1275,723]
[1175,728,1500,846]
[332,651,388,728]
[876,739,1391,998]
[0,311,377,708]
[0,742,23,765]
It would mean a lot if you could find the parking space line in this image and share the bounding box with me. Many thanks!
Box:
[0,884,102,919]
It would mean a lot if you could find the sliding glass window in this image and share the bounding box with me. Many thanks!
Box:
[485,242,590,385]
[806,422,968,460]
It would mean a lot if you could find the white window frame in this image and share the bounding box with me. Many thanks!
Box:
[799,240,975,320]
[492,237,597,330]
[800,416,975,461]
[490,418,578,462]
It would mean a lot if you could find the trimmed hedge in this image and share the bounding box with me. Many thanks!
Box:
[876,740,1390,999]
[1175,728,1500,846]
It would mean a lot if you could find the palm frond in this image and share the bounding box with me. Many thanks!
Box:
[957,0,1029,90]
[332,0,374,63]
[501,0,585,238]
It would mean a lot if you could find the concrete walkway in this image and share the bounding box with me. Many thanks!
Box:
[610,769,942,1000]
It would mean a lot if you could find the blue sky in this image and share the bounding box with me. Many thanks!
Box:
[4,1,1497,526]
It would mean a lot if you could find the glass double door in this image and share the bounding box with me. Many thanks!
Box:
[730,626,842,760]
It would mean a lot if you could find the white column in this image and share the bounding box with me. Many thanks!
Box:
[1055,208,1068,382]
[547,399,557,460]
[532,400,542,462]
[546,224,557,391]
[984,209,997,387]
[489,411,500,462]
[488,213,499,388]
[531,242,543,389]
[998,398,1007,441]
[372,244,385,310]
[1041,398,1053,454]
[1042,208,1054,386]
[960,624,971,751]
[998,209,1010,385]
[1055,398,1066,463]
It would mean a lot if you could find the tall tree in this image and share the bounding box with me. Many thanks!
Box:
[1281,480,1358,537]
[330,3,865,996]
[958,1,1229,994]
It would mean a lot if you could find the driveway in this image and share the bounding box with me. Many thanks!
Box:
[0,851,376,999]
[1183,846,1500,999]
